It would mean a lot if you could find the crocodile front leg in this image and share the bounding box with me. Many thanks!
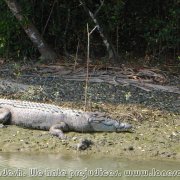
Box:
[49,122,69,139]
[0,108,11,128]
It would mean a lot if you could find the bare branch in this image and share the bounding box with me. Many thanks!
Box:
[79,0,118,60]
[94,0,104,17]
[42,0,56,36]
[89,25,98,35]
[63,8,71,56]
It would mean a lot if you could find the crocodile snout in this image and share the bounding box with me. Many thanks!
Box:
[116,122,132,132]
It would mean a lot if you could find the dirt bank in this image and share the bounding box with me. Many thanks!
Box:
[0,62,179,161]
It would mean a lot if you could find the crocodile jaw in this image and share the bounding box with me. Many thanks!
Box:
[116,122,132,132]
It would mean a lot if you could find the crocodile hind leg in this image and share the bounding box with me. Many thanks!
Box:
[0,108,11,128]
[49,122,69,139]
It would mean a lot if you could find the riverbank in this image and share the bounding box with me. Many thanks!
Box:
[0,61,179,161]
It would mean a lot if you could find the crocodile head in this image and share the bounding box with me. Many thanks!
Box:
[88,113,132,132]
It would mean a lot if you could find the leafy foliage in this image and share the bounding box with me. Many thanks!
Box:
[0,0,36,58]
[0,0,179,62]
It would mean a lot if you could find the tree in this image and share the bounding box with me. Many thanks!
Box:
[4,0,57,61]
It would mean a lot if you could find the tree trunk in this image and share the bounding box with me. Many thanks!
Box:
[80,0,118,61]
[4,0,57,61]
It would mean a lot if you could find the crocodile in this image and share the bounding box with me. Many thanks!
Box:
[0,99,132,139]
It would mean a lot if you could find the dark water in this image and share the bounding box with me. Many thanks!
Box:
[0,152,179,180]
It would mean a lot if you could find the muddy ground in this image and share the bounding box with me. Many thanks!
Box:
[0,62,179,161]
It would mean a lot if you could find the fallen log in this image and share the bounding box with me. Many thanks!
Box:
[64,75,180,94]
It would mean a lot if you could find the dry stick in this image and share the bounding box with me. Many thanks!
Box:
[74,39,80,71]
[84,24,97,111]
